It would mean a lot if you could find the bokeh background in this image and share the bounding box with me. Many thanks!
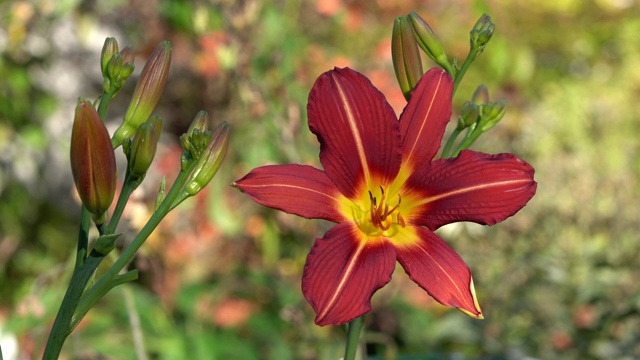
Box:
[1,0,640,359]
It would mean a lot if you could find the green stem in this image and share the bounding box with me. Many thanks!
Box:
[344,316,365,360]
[74,165,195,325]
[107,170,139,234]
[452,47,479,97]
[74,207,91,269]
[97,92,113,120]
[452,127,482,158]
[442,128,462,159]
[43,250,106,359]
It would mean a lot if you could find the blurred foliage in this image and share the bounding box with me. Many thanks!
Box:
[1,0,640,359]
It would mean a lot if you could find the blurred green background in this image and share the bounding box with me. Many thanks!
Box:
[1,0,640,359]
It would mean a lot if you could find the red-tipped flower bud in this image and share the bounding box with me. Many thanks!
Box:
[70,99,117,222]
[112,41,172,148]
[184,121,230,196]
[392,16,424,101]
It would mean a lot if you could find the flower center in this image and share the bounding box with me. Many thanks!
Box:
[368,186,406,231]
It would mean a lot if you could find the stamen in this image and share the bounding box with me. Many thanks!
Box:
[397,213,406,227]
[368,187,405,231]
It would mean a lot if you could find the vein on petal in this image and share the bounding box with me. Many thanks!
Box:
[404,71,444,168]
[333,76,371,189]
[414,178,533,207]
[316,237,366,323]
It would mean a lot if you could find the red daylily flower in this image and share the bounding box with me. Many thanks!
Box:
[233,67,536,326]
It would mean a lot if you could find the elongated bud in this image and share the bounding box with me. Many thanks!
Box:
[112,41,172,148]
[407,12,451,73]
[479,99,507,132]
[120,46,135,66]
[187,110,209,135]
[70,99,117,223]
[101,37,119,77]
[392,16,423,101]
[124,116,161,179]
[472,84,490,105]
[184,122,230,196]
[470,14,495,55]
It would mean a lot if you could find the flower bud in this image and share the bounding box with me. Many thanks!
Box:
[180,111,213,171]
[470,14,495,54]
[478,99,508,132]
[392,16,423,101]
[457,100,480,130]
[120,46,135,66]
[407,12,452,73]
[472,84,490,105]
[184,122,230,196]
[101,37,119,77]
[70,99,117,222]
[125,116,161,179]
[112,41,172,148]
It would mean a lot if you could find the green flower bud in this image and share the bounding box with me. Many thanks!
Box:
[392,16,423,101]
[125,117,161,179]
[70,99,117,223]
[472,84,490,105]
[112,41,172,148]
[407,12,452,73]
[184,122,230,196]
[179,110,214,173]
[478,98,508,132]
[120,46,135,65]
[186,110,209,135]
[470,14,495,54]
[458,100,480,130]
[101,37,119,77]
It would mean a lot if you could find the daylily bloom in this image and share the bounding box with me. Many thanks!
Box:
[233,67,536,326]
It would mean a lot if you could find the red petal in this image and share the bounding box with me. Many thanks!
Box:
[403,150,537,230]
[398,68,453,173]
[302,222,396,326]
[307,67,402,198]
[233,164,346,223]
[395,226,482,318]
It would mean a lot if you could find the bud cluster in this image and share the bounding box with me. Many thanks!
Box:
[178,112,231,196]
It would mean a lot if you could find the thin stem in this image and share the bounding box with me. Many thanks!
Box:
[97,92,113,120]
[107,170,138,234]
[74,207,91,269]
[74,164,195,325]
[344,316,365,360]
[452,127,482,158]
[122,285,148,360]
[442,128,462,159]
[452,47,479,97]
[43,250,106,359]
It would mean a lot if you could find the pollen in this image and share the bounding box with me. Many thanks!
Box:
[368,186,405,231]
